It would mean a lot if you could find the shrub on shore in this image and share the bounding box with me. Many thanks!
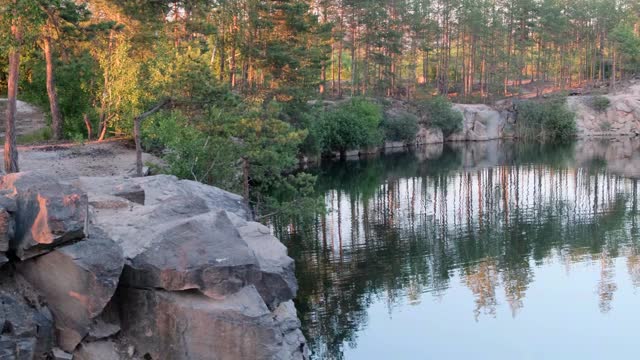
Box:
[315,98,383,155]
[515,99,577,141]
[381,111,419,143]
[413,96,463,136]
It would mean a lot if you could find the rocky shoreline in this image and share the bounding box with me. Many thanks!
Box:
[0,172,308,360]
[327,82,640,160]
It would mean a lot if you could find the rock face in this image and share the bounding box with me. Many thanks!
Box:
[0,197,15,265]
[0,272,55,360]
[118,286,307,360]
[77,174,308,359]
[0,172,88,260]
[16,232,124,352]
[450,104,513,141]
[0,172,307,359]
[415,126,444,145]
[568,95,640,137]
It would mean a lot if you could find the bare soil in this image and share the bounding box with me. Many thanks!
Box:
[0,99,47,137]
[0,139,164,180]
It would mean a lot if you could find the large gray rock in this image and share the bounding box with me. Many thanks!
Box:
[120,210,263,300]
[450,104,510,141]
[82,175,296,307]
[118,286,307,360]
[230,214,298,309]
[16,233,124,352]
[0,172,88,259]
[0,272,55,360]
[0,195,16,266]
[74,175,306,358]
[415,126,444,145]
[73,341,121,360]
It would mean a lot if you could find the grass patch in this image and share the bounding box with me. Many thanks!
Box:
[17,127,52,145]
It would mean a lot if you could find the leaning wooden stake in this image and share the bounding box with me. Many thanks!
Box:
[133,98,170,177]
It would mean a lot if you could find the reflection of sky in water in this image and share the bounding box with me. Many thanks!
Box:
[275,141,640,360]
[345,256,640,360]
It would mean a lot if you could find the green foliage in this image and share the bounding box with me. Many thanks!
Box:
[142,112,240,190]
[515,99,577,141]
[413,96,463,136]
[589,96,611,112]
[611,24,640,73]
[21,52,99,138]
[141,59,320,221]
[316,98,383,154]
[381,112,419,142]
[16,128,51,145]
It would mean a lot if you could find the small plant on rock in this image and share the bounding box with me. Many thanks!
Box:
[589,96,611,112]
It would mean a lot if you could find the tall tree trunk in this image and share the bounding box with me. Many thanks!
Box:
[611,47,616,90]
[98,30,114,141]
[337,32,343,98]
[43,36,63,140]
[230,15,238,88]
[5,22,20,173]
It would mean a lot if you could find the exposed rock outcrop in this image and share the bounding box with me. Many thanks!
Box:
[16,232,124,352]
[118,286,307,360]
[0,172,308,359]
[0,271,55,360]
[415,126,444,145]
[569,95,640,137]
[80,175,307,358]
[0,172,88,260]
[450,104,514,141]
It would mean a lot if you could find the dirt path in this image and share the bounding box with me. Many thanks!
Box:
[0,99,47,138]
[0,139,164,181]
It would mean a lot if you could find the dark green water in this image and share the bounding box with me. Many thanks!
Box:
[274,140,640,360]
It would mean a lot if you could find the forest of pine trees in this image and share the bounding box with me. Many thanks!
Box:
[2,1,640,104]
[1,0,639,214]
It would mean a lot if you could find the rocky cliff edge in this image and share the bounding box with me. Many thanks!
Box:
[0,172,308,360]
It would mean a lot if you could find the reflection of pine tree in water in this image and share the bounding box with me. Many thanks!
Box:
[273,142,640,359]
[463,259,499,320]
[597,253,618,313]
[626,251,640,288]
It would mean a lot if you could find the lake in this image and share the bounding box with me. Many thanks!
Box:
[273,139,640,360]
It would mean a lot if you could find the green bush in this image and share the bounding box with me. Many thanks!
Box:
[515,99,577,141]
[589,95,611,112]
[413,96,463,136]
[142,112,240,190]
[381,112,419,142]
[21,53,100,139]
[317,98,383,154]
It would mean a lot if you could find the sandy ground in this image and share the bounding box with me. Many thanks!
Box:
[0,99,163,180]
[0,99,47,137]
[0,139,164,181]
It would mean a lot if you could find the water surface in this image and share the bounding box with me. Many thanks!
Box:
[274,140,640,360]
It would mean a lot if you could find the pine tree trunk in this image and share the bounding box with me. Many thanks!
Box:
[43,36,63,140]
[98,30,114,142]
[5,22,20,173]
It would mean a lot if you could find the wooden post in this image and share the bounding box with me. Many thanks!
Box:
[133,99,170,177]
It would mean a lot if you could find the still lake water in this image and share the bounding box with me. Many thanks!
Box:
[273,140,640,360]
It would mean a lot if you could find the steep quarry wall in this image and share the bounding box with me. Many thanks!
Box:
[568,92,640,137]
[0,172,308,360]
